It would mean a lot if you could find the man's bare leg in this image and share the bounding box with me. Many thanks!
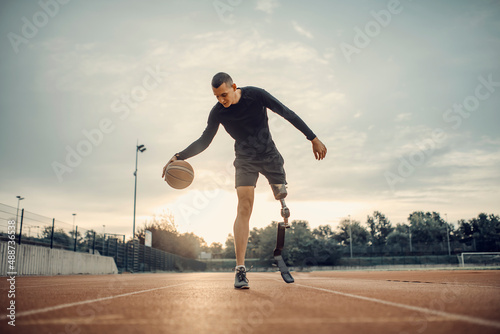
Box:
[234,186,254,266]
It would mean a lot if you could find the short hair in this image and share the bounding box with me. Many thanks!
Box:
[211,72,233,88]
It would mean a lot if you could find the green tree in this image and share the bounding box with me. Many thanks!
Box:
[177,232,206,259]
[366,211,394,251]
[334,218,369,248]
[309,228,341,267]
[458,213,500,251]
[83,229,96,240]
[223,234,236,258]
[207,242,224,258]
[407,211,453,253]
[41,226,71,247]
[223,220,341,267]
[254,222,279,262]
[312,225,334,239]
[136,211,205,259]
[285,220,316,266]
[79,229,101,252]
[386,223,410,253]
[246,227,263,258]
[136,212,179,252]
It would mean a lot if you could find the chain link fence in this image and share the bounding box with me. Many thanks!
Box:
[0,203,206,273]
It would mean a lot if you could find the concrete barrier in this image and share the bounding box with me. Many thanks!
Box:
[0,242,118,276]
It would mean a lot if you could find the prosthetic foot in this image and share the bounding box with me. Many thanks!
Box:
[271,184,294,284]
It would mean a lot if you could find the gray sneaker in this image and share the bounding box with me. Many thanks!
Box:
[234,267,250,289]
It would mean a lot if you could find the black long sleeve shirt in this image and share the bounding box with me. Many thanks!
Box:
[177,86,316,160]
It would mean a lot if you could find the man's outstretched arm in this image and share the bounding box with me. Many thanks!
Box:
[260,88,317,141]
[259,88,327,160]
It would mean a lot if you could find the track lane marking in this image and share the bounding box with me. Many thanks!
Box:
[292,277,500,289]
[289,280,500,329]
[291,274,500,289]
[2,282,190,318]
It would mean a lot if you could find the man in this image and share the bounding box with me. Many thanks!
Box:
[162,72,327,289]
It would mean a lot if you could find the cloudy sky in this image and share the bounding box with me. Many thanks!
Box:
[1,0,499,245]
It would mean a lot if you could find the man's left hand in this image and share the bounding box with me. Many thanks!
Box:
[311,137,327,160]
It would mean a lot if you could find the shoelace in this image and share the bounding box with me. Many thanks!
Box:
[235,266,253,283]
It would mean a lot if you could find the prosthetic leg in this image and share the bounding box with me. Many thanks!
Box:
[271,184,294,284]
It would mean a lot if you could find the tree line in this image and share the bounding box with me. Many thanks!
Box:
[11,210,497,267]
[135,211,205,259]
[136,211,499,264]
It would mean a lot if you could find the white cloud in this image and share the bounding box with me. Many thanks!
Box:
[323,47,335,59]
[429,147,500,169]
[395,112,412,122]
[259,41,326,64]
[292,21,314,39]
[256,0,279,14]
[35,40,145,96]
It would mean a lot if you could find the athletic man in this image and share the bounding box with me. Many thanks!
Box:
[162,72,327,289]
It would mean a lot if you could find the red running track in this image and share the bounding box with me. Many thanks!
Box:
[1,270,499,334]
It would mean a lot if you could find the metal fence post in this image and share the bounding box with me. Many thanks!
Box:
[106,237,110,256]
[133,239,139,272]
[74,226,78,252]
[92,232,96,254]
[115,238,118,261]
[18,208,24,245]
[143,244,146,272]
[125,241,129,272]
[50,218,55,249]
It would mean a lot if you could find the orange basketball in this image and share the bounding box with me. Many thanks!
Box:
[165,160,194,189]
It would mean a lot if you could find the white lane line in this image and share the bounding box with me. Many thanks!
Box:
[292,281,500,329]
[5,282,190,318]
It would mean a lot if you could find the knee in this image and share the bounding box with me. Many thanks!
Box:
[237,199,253,218]
[271,184,287,200]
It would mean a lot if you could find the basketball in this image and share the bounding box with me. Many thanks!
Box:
[164,160,194,189]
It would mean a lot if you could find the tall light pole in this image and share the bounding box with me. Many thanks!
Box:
[72,213,77,236]
[133,142,146,240]
[15,195,24,234]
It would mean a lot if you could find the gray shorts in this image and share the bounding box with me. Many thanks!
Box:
[234,153,286,188]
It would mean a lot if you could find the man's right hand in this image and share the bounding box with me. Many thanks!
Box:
[162,155,178,180]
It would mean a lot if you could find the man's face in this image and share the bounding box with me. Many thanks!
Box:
[213,82,237,108]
